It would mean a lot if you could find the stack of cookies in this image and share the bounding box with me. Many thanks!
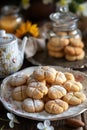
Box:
[47,31,85,61]
[64,38,85,61]
[47,36,69,58]
[8,66,86,115]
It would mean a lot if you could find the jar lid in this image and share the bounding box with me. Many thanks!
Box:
[0,30,15,44]
[1,5,20,15]
[50,6,79,31]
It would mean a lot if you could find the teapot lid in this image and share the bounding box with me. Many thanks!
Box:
[0,30,15,44]
[49,6,79,31]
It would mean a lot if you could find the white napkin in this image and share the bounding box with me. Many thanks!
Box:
[25,36,46,58]
[24,22,51,58]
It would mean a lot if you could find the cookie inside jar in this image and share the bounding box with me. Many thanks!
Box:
[47,6,85,61]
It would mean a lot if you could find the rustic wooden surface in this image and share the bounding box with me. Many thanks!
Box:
[0,58,87,130]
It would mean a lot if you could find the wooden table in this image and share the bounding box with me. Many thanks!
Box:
[0,58,87,130]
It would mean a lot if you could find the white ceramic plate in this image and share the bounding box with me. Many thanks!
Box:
[0,66,87,121]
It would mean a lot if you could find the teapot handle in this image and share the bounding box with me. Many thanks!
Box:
[21,36,28,54]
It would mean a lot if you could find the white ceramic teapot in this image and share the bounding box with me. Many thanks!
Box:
[0,30,27,78]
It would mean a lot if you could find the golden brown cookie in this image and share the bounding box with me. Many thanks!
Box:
[76,50,85,60]
[12,85,28,101]
[22,98,44,113]
[44,67,57,83]
[74,92,86,103]
[69,38,84,48]
[27,74,46,85]
[63,92,86,105]
[65,50,85,61]
[33,67,45,81]
[48,37,69,47]
[64,72,75,81]
[26,82,48,99]
[60,38,69,46]
[33,66,57,84]
[45,99,68,114]
[63,80,83,92]
[47,42,64,52]
[64,45,83,56]
[48,50,64,58]
[48,85,67,99]
[54,71,67,85]
[9,74,28,87]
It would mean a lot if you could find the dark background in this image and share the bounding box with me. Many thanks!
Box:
[0,0,56,22]
[0,0,87,22]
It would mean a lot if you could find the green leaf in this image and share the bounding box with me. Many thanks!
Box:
[74,0,85,4]
[69,1,79,13]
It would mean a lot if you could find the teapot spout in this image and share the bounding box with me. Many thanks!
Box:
[21,36,27,55]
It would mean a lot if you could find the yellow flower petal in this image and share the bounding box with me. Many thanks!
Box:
[15,21,39,38]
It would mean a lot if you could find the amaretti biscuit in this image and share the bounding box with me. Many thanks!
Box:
[64,45,83,56]
[44,67,57,83]
[33,66,57,84]
[48,50,64,58]
[63,92,86,105]
[33,68,45,81]
[63,80,83,92]
[12,85,28,101]
[54,71,67,85]
[64,72,75,81]
[45,99,69,114]
[9,74,28,87]
[47,43,64,52]
[69,38,84,48]
[48,85,67,99]
[27,74,46,85]
[22,98,44,113]
[48,37,69,47]
[65,50,85,61]
[26,82,48,99]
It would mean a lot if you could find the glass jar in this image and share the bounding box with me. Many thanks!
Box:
[0,5,23,33]
[47,6,85,61]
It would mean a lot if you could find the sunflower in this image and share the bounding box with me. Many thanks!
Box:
[15,21,40,38]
